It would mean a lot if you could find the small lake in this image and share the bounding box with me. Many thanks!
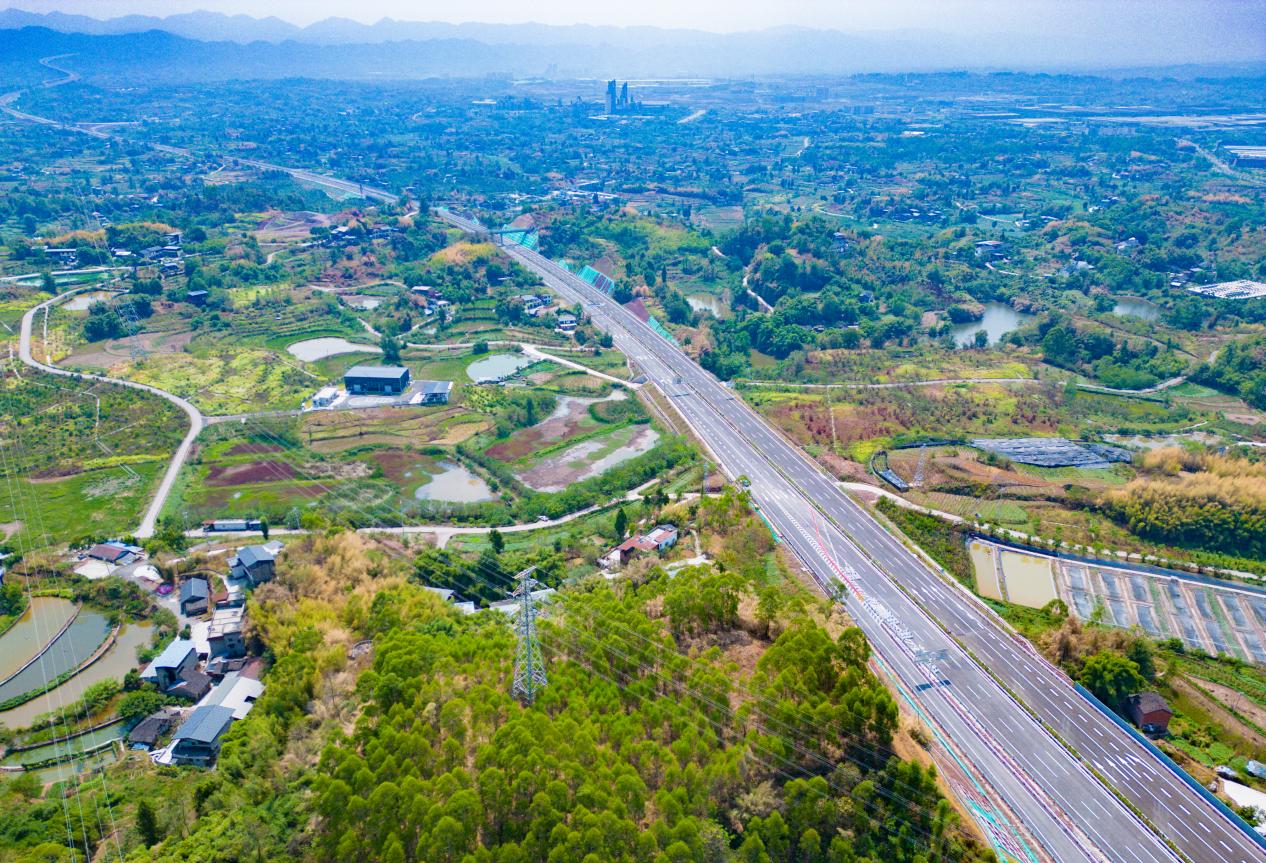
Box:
[950,302,1035,347]
[287,337,381,362]
[1112,298,1161,321]
[467,353,533,382]
[414,462,495,503]
[686,293,728,318]
[0,598,78,682]
[62,291,115,311]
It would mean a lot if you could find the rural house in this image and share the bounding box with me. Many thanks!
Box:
[601,524,679,568]
[180,577,211,616]
[1126,692,1172,735]
[229,544,278,585]
[141,638,198,690]
[169,705,235,767]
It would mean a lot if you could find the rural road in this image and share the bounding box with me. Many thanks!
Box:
[16,287,204,539]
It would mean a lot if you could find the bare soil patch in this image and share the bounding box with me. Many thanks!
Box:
[254,210,337,242]
[486,396,599,462]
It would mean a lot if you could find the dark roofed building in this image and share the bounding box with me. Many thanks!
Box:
[86,542,130,564]
[128,710,177,750]
[1126,692,1172,735]
[168,668,213,701]
[171,705,235,766]
[230,544,276,585]
[180,577,211,616]
[344,365,411,396]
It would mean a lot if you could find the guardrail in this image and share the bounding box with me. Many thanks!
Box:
[1074,682,1266,854]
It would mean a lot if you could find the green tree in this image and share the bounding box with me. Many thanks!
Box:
[489,528,505,555]
[1081,651,1145,711]
[136,799,163,847]
[613,507,628,541]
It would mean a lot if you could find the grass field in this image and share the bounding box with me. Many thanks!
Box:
[0,461,165,548]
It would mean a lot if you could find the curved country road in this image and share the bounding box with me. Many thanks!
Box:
[17,287,204,538]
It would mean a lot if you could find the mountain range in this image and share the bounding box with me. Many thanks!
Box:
[0,8,1264,81]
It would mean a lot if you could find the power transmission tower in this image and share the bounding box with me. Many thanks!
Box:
[913,443,928,488]
[117,298,148,364]
[511,567,547,705]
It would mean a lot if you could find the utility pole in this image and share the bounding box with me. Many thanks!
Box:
[512,567,547,705]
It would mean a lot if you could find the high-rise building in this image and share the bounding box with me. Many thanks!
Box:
[606,79,617,114]
[619,82,629,109]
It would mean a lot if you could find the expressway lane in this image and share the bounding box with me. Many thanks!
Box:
[438,209,1264,863]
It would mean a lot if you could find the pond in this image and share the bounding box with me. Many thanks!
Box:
[0,597,78,682]
[33,746,118,785]
[287,337,381,362]
[1112,298,1161,321]
[950,301,1036,347]
[0,609,111,705]
[62,291,116,311]
[2,720,126,767]
[686,293,728,318]
[0,622,152,730]
[467,352,533,382]
[414,462,495,503]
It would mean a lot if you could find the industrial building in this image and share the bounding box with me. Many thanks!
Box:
[344,365,411,395]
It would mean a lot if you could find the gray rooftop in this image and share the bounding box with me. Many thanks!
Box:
[145,638,196,671]
[344,365,409,379]
[419,380,453,395]
[173,705,234,744]
[233,545,275,568]
[180,578,210,601]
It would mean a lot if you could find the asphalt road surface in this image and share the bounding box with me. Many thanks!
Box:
[438,209,1265,863]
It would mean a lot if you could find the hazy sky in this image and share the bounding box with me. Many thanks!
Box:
[13,0,1266,37]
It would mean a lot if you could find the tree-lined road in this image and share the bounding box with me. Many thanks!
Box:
[438,209,1264,863]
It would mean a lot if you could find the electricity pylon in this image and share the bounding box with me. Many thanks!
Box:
[512,567,547,705]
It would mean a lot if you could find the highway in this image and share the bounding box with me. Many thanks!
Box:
[4,61,1259,859]
[438,209,1265,863]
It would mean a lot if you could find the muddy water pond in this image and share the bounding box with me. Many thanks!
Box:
[0,597,78,682]
[287,337,381,362]
[62,291,116,311]
[414,462,495,503]
[1112,298,1161,321]
[467,353,533,382]
[0,610,111,705]
[0,622,152,730]
[950,302,1036,347]
[686,293,728,318]
[518,425,660,492]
